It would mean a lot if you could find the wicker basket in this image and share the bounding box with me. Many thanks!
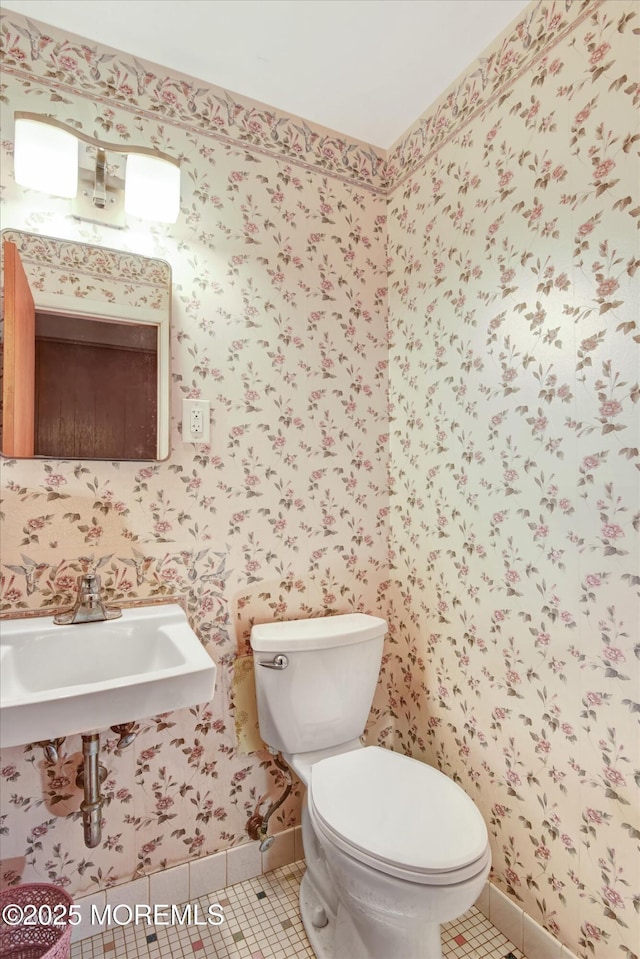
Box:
[0,884,73,959]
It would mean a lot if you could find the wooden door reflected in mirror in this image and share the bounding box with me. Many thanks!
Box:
[1,231,171,461]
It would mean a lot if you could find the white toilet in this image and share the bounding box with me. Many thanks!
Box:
[250,613,491,959]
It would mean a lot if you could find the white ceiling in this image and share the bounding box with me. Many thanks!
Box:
[2,0,530,148]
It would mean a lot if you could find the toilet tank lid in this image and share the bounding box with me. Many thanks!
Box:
[250,613,387,652]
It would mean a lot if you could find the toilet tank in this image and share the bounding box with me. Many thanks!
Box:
[250,613,387,754]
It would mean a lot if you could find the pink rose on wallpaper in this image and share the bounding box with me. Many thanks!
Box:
[58,55,78,73]
[602,646,626,663]
[3,587,23,603]
[593,158,616,180]
[596,278,620,299]
[602,885,624,910]
[590,43,611,65]
[603,767,626,788]
[577,218,596,236]
[602,523,624,539]
[46,473,67,487]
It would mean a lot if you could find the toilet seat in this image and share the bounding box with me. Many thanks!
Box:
[308,746,490,885]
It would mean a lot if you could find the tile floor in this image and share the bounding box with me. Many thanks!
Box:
[70,860,527,959]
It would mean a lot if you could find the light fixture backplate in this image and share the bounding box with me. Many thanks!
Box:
[72,170,126,228]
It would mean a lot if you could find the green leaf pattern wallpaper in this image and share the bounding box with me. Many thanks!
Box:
[0,3,638,957]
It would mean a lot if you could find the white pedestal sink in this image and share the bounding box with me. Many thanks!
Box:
[0,603,216,749]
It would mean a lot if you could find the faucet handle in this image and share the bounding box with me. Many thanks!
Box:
[79,573,101,609]
[82,572,122,620]
[80,572,100,591]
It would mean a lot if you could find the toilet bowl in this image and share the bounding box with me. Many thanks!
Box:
[293,744,490,959]
[250,614,491,959]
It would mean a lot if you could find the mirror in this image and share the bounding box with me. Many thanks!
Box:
[1,230,171,461]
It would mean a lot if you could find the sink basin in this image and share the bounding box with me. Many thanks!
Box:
[0,603,216,749]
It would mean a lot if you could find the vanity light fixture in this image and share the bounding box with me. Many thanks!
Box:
[13,112,181,227]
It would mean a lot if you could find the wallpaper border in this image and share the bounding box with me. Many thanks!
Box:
[387,0,603,192]
[0,1,598,195]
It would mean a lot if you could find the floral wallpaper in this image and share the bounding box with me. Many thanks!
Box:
[0,10,389,898]
[0,3,638,958]
[385,2,639,958]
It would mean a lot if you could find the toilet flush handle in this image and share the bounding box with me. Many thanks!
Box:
[259,654,289,670]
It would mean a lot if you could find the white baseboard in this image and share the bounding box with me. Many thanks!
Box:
[73,839,582,957]
[477,881,580,959]
[71,825,302,942]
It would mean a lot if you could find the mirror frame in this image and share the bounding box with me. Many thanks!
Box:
[1,230,171,461]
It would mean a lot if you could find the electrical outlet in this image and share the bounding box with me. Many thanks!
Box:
[191,407,204,435]
[182,399,210,443]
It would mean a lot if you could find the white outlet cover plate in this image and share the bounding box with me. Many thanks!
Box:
[182,398,210,443]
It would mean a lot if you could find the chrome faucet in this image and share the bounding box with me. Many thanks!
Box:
[54,573,122,625]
